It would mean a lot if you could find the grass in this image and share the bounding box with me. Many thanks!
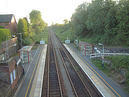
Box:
[92,56,129,94]
[91,58,111,76]
[55,29,72,42]
[41,29,48,43]
[53,25,74,42]
[35,28,48,44]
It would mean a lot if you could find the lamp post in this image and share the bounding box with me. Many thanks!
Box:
[98,43,104,68]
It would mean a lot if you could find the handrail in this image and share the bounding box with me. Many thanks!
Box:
[90,53,129,58]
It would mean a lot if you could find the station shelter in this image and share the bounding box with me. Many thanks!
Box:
[78,41,94,56]
[19,46,32,64]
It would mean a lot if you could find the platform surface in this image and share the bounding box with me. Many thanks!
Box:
[29,44,47,97]
[64,44,117,97]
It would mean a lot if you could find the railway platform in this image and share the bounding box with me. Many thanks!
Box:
[29,44,47,97]
[64,44,128,97]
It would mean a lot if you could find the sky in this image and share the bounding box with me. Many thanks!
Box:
[0,0,91,25]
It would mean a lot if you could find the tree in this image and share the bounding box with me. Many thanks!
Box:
[29,10,46,33]
[17,18,28,38]
[53,0,129,46]
[23,17,30,32]
[17,19,24,34]
[17,18,30,47]
[71,2,89,36]
[63,19,69,24]
[115,0,129,45]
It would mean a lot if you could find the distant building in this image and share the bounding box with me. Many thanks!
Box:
[0,14,17,34]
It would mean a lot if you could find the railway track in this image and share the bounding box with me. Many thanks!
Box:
[42,35,64,97]
[42,31,102,97]
[59,48,102,97]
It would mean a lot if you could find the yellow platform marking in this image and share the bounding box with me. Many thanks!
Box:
[79,56,121,97]
[25,64,38,97]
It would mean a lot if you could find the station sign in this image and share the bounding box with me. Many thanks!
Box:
[65,40,70,44]
[40,40,45,44]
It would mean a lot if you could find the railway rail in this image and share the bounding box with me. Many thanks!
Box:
[42,34,64,97]
[42,31,102,97]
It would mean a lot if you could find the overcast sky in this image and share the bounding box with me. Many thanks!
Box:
[0,0,91,25]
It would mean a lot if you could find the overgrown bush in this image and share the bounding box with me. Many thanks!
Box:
[70,0,129,46]
[106,56,129,71]
[23,37,33,45]
[0,29,11,44]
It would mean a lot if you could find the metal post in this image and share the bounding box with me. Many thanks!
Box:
[102,44,104,68]
[85,44,86,56]
[98,43,104,68]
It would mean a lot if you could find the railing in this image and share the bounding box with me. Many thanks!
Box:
[90,53,129,58]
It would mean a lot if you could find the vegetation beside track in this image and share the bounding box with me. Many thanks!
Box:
[51,23,73,42]
[50,0,129,94]
[92,55,129,93]
[17,10,47,47]
[34,28,48,44]
[51,0,129,47]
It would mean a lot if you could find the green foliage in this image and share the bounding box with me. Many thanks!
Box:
[0,29,11,44]
[17,18,28,37]
[33,28,48,43]
[23,17,30,32]
[105,55,129,87]
[71,2,89,36]
[23,37,33,45]
[92,56,129,91]
[29,10,47,33]
[105,56,129,71]
[63,19,69,24]
[17,10,48,47]
[115,0,129,45]
[52,23,73,42]
[0,26,4,28]
[69,0,129,46]
[29,10,42,24]
[17,19,24,33]
[17,18,30,47]
[92,58,110,76]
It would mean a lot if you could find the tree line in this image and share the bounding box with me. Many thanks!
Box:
[71,0,129,46]
[53,0,129,46]
[17,10,47,48]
